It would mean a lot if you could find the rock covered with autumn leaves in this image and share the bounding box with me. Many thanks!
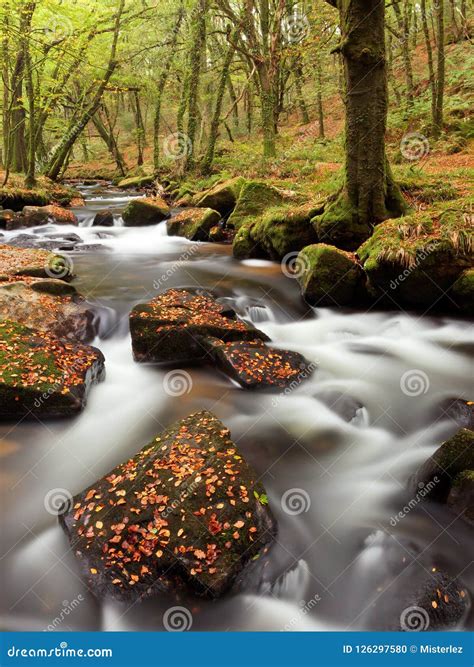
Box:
[129,288,313,389]
[59,410,276,600]
[0,319,104,419]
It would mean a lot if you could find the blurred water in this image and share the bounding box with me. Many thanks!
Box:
[1,185,472,632]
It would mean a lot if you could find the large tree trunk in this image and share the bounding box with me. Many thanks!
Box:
[316,0,407,250]
[421,0,437,129]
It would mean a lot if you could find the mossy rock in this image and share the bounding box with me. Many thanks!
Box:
[412,428,474,503]
[166,208,221,241]
[122,197,170,226]
[250,203,320,261]
[312,196,372,251]
[0,244,73,281]
[296,243,365,306]
[452,269,474,316]
[0,182,77,211]
[233,224,266,260]
[227,181,300,231]
[0,319,104,419]
[59,410,276,600]
[357,205,473,309]
[117,175,155,189]
[195,177,246,216]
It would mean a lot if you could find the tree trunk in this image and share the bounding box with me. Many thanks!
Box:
[421,0,437,129]
[433,0,445,138]
[92,111,126,176]
[185,0,207,170]
[226,75,239,131]
[257,63,277,158]
[294,57,310,124]
[201,31,236,174]
[392,0,414,107]
[45,0,125,180]
[316,0,407,250]
[132,91,145,166]
[316,57,325,139]
[1,7,10,170]
[153,6,184,170]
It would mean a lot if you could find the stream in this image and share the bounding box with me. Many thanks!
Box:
[1,184,473,632]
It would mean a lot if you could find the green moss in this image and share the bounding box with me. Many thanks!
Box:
[312,194,372,251]
[297,243,364,306]
[227,181,297,231]
[433,429,474,476]
[117,175,154,189]
[194,177,246,215]
[167,208,221,241]
[122,197,171,226]
[452,269,474,316]
[357,202,473,308]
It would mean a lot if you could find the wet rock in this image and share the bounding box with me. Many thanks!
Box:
[0,279,97,342]
[92,210,114,227]
[6,205,78,230]
[130,289,314,390]
[205,338,313,390]
[360,532,470,631]
[209,225,226,242]
[167,207,221,241]
[297,243,365,306]
[194,177,246,216]
[0,319,105,419]
[0,244,73,281]
[0,209,17,229]
[59,410,276,600]
[122,197,170,226]
[411,428,474,525]
[130,288,268,364]
[452,268,474,316]
[412,429,474,502]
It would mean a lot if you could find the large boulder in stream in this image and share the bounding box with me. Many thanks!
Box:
[122,197,170,226]
[92,209,114,227]
[411,428,474,525]
[129,289,313,389]
[357,205,473,310]
[59,410,276,600]
[0,244,73,281]
[296,243,365,306]
[117,175,155,190]
[0,319,104,419]
[0,278,96,342]
[167,207,221,241]
[194,177,246,216]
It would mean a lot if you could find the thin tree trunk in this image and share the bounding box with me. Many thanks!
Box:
[201,31,236,174]
[185,0,208,170]
[45,0,125,180]
[153,5,184,170]
[23,3,37,188]
[92,111,126,176]
[392,0,414,107]
[316,57,324,139]
[294,57,310,124]
[433,0,445,137]
[226,75,239,131]
[421,0,437,129]
[132,91,145,166]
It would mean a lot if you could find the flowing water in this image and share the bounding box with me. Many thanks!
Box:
[1,184,473,632]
